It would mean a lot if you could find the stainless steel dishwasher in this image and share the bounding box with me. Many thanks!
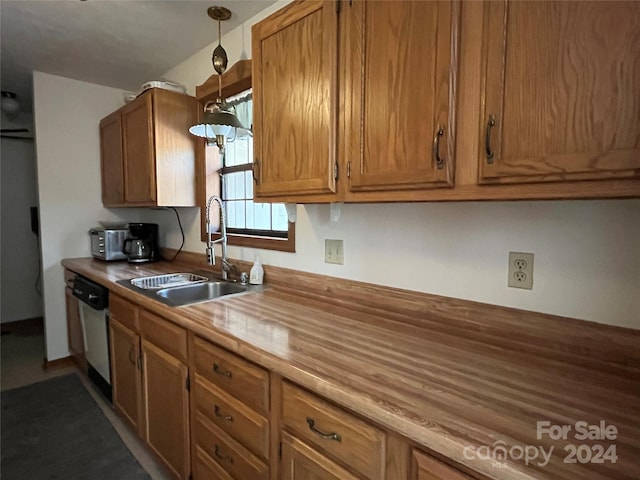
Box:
[72,275,111,402]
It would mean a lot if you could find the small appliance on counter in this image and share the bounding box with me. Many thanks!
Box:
[90,227,128,261]
[123,223,159,263]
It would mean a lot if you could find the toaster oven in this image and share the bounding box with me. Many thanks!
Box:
[89,228,128,261]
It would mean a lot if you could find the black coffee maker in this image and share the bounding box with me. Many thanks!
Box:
[123,223,159,263]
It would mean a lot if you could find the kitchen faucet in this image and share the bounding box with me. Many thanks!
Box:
[205,195,236,280]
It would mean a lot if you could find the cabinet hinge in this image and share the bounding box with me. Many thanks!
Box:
[334,162,339,180]
[186,374,191,391]
[347,161,351,178]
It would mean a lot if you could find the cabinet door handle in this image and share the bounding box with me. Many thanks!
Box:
[485,114,496,164]
[306,417,342,442]
[432,126,445,169]
[214,445,234,463]
[213,363,232,378]
[252,160,260,184]
[214,404,233,422]
[137,352,143,370]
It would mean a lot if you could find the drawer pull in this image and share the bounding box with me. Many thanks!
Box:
[306,417,342,442]
[214,404,233,422]
[432,126,445,169]
[214,445,234,463]
[213,363,232,378]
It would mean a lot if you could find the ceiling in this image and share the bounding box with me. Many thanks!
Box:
[0,0,274,113]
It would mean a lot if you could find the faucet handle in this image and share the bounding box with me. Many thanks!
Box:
[240,272,249,285]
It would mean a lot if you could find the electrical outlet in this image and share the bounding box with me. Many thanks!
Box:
[325,239,344,265]
[508,252,534,290]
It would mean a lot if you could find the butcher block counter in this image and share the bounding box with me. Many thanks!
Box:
[62,256,640,480]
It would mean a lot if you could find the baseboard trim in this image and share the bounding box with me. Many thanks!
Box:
[43,356,75,371]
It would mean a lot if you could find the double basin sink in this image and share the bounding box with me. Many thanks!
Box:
[116,272,263,307]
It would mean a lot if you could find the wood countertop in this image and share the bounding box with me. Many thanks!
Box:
[62,257,640,480]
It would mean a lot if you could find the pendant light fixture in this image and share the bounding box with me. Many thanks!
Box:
[189,6,245,152]
[1,91,20,120]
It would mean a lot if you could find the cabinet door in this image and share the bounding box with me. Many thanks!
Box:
[412,449,473,480]
[281,432,362,480]
[479,1,640,184]
[252,0,338,199]
[152,89,198,207]
[64,287,84,362]
[99,110,124,205]
[346,0,459,193]
[122,92,156,204]
[142,339,190,480]
[109,319,144,436]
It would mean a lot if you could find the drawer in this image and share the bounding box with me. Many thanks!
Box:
[412,449,474,480]
[194,411,269,480]
[193,374,269,460]
[194,445,234,480]
[193,336,269,413]
[282,382,386,480]
[109,294,139,331]
[140,309,187,362]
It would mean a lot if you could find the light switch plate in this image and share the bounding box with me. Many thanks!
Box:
[325,239,344,265]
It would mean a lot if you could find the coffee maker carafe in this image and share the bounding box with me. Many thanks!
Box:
[123,223,159,263]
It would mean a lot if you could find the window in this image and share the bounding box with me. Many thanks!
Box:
[200,83,295,252]
[220,92,290,239]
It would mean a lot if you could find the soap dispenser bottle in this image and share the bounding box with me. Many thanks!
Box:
[249,256,264,285]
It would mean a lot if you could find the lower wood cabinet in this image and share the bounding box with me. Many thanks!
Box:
[109,318,144,435]
[282,381,386,480]
[108,294,191,480]
[412,449,474,480]
[142,338,190,479]
[106,295,479,480]
[190,335,271,480]
[194,444,235,480]
[193,411,269,480]
[281,432,362,480]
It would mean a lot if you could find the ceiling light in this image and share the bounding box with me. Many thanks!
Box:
[1,91,20,119]
[189,6,245,152]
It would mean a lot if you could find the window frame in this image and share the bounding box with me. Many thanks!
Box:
[195,60,295,253]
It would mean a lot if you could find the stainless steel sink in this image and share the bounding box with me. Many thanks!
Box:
[116,273,264,307]
[156,281,247,306]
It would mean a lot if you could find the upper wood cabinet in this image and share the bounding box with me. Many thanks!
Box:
[345,0,459,195]
[478,1,640,185]
[252,0,338,201]
[252,0,640,202]
[99,88,198,207]
[100,110,125,205]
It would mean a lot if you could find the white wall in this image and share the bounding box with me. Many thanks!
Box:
[0,117,43,323]
[33,72,141,360]
[155,2,640,331]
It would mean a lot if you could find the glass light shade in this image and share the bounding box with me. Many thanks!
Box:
[189,103,245,140]
[1,91,20,119]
